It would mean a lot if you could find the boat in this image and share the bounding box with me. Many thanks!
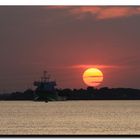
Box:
[34,71,59,101]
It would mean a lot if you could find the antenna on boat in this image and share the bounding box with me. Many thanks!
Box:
[41,70,51,82]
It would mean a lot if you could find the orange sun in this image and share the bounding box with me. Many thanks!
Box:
[83,68,103,87]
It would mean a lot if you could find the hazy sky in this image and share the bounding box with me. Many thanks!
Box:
[0,6,140,92]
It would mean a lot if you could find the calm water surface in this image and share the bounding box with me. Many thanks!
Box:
[0,100,140,135]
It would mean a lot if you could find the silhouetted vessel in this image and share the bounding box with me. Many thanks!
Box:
[34,71,59,101]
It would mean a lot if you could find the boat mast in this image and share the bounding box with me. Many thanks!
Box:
[41,71,50,83]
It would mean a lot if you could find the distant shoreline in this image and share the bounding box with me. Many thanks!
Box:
[0,87,140,101]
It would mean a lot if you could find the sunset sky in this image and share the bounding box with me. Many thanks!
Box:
[0,6,140,92]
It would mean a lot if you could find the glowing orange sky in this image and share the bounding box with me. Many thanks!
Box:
[71,64,120,69]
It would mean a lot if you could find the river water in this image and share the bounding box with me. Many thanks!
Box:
[0,100,140,135]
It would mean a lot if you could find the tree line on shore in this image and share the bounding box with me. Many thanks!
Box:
[0,87,140,101]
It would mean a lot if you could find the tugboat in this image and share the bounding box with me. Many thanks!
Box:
[34,71,59,102]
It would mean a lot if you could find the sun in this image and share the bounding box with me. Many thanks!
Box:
[83,68,103,87]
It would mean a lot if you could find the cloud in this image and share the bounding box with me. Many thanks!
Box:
[85,76,103,78]
[70,64,120,69]
[46,7,140,20]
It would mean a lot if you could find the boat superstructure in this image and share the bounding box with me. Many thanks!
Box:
[34,71,58,101]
